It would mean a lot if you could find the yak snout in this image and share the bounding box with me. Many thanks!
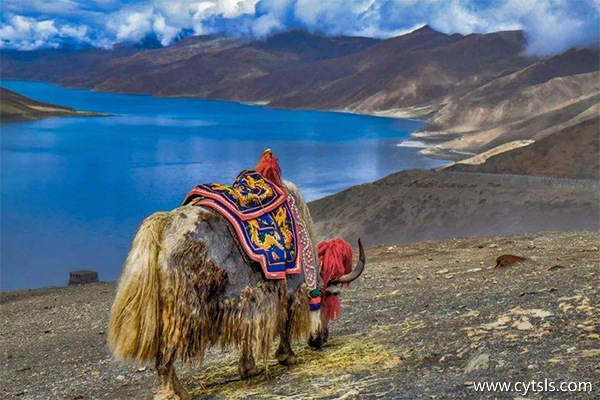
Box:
[308,325,329,350]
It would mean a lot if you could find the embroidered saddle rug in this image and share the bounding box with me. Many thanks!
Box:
[182,170,316,283]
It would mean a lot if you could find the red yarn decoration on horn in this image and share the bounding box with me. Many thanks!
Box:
[255,149,283,189]
[317,238,353,322]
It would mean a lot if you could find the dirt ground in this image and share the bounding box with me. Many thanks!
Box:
[1,230,599,399]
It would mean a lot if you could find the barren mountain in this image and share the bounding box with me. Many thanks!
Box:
[1,27,598,160]
[269,28,532,112]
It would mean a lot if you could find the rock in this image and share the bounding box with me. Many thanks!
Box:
[435,269,449,275]
[462,310,480,318]
[581,349,600,358]
[488,244,498,248]
[68,270,99,286]
[465,351,490,373]
[521,309,553,318]
[515,320,533,331]
[116,375,125,381]
[581,325,596,332]
[494,254,526,268]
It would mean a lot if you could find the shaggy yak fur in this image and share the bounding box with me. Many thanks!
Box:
[108,180,325,400]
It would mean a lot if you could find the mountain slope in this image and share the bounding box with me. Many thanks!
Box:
[273,29,532,111]
[447,117,600,179]
[418,51,600,150]
[308,169,599,245]
[0,87,99,121]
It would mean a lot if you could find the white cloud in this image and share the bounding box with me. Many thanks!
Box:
[0,0,598,55]
[0,14,109,50]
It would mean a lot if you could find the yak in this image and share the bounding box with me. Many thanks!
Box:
[108,150,365,399]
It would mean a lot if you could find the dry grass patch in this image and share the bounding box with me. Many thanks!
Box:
[190,329,407,399]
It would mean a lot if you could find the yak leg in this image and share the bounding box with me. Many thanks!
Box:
[276,300,297,366]
[238,344,258,379]
[154,350,176,400]
[154,350,191,400]
[171,370,190,400]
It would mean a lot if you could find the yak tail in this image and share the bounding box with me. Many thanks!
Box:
[108,212,170,361]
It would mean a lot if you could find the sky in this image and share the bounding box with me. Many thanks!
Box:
[0,0,599,56]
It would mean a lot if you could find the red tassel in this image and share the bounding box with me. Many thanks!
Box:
[317,238,353,322]
[323,294,341,322]
[255,151,283,189]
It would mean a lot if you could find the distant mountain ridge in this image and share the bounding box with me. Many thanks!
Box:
[2,26,598,175]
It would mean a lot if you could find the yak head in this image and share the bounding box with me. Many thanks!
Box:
[308,237,366,349]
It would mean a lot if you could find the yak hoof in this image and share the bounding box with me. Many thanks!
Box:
[238,357,258,380]
[239,366,259,380]
[154,379,190,400]
[278,352,297,366]
[176,389,191,400]
[173,378,191,400]
[154,389,181,400]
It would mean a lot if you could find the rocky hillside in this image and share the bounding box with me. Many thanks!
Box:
[2,27,598,155]
[0,87,99,121]
[1,230,598,399]
[309,170,599,245]
[448,117,600,179]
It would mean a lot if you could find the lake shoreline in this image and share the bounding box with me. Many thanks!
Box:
[2,80,460,162]
[1,110,112,123]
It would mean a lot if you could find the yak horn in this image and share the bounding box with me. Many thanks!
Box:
[331,238,365,285]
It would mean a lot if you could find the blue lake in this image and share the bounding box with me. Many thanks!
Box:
[0,81,448,291]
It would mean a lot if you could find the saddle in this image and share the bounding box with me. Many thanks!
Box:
[183,170,313,282]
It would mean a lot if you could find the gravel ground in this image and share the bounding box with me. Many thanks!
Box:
[1,230,598,399]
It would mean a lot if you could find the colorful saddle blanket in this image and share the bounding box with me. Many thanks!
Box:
[182,170,305,280]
